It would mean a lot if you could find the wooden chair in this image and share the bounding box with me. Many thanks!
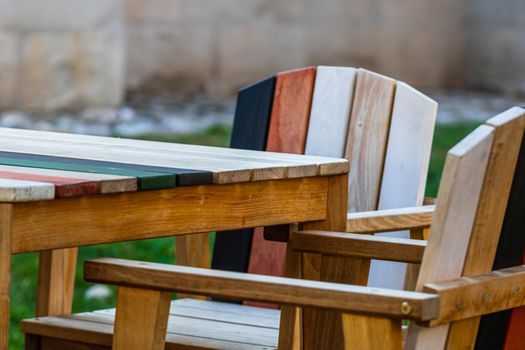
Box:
[22,107,525,349]
[205,66,437,292]
[32,66,436,329]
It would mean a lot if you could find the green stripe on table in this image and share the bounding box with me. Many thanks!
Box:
[0,156,175,191]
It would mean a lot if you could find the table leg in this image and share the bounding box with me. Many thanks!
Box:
[36,248,77,317]
[0,205,13,350]
[175,233,210,299]
[278,174,349,350]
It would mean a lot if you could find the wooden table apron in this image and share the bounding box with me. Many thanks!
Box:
[0,174,341,349]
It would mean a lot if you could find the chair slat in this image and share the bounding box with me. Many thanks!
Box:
[475,116,525,349]
[211,76,276,276]
[305,66,357,158]
[0,178,55,202]
[306,69,396,349]
[405,125,495,349]
[368,81,437,290]
[345,68,396,213]
[444,108,525,349]
[408,108,525,349]
[247,67,316,281]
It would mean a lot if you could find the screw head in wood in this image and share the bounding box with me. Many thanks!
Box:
[482,294,490,303]
[515,287,521,295]
[401,301,412,315]
[455,301,462,310]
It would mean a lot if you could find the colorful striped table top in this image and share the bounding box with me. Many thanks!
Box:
[0,128,349,202]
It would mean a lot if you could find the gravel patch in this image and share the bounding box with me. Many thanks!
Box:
[1,90,524,136]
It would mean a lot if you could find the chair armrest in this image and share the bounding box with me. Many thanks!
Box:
[346,205,435,233]
[290,230,426,263]
[422,265,525,326]
[84,258,439,321]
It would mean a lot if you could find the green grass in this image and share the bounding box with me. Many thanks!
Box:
[8,122,479,348]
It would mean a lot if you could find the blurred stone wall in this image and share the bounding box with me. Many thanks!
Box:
[466,0,525,93]
[0,0,524,111]
[125,0,466,94]
[0,0,125,111]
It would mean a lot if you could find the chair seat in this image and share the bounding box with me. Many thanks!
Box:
[22,298,280,350]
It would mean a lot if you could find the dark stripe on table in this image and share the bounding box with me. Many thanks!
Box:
[0,151,213,188]
[0,153,174,191]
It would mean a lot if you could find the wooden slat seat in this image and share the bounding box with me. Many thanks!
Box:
[23,299,280,350]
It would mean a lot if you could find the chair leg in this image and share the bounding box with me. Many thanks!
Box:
[175,234,210,299]
[0,204,12,350]
[113,287,172,350]
[36,248,78,317]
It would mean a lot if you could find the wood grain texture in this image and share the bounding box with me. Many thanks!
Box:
[342,314,402,350]
[266,67,316,154]
[369,81,437,290]
[423,265,525,325]
[0,127,347,179]
[0,130,343,185]
[405,125,495,349]
[83,258,439,321]
[291,230,426,264]
[36,248,78,317]
[11,177,328,254]
[0,164,137,194]
[212,76,275,276]
[444,108,525,349]
[248,67,316,283]
[0,178,55,202]
[175,233,211,298]
[305,66,357,158]
[0,204,12,350]
[346,205,434,233]
[23,299,280,349]
[344,69,396,213]
[113,287,172,350]
[475,118,525,350]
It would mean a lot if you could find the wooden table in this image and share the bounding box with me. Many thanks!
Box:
[0,127,349,349]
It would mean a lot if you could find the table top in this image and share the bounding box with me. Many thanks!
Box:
[0,128,349,202]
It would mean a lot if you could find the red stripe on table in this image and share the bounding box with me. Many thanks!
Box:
[0,170,99,198]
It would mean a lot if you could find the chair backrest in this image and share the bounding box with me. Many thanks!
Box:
[405,107,525,349]
[212,66,437,290]
[474,114,525,349]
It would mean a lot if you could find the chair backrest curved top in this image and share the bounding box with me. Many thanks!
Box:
[212,66,438,291]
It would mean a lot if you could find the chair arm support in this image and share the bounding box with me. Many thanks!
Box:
[422,265,525,326]
[85,258,439,321]
[290,230,426,263]
[264,205,436,242]
[346,205,435,233]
